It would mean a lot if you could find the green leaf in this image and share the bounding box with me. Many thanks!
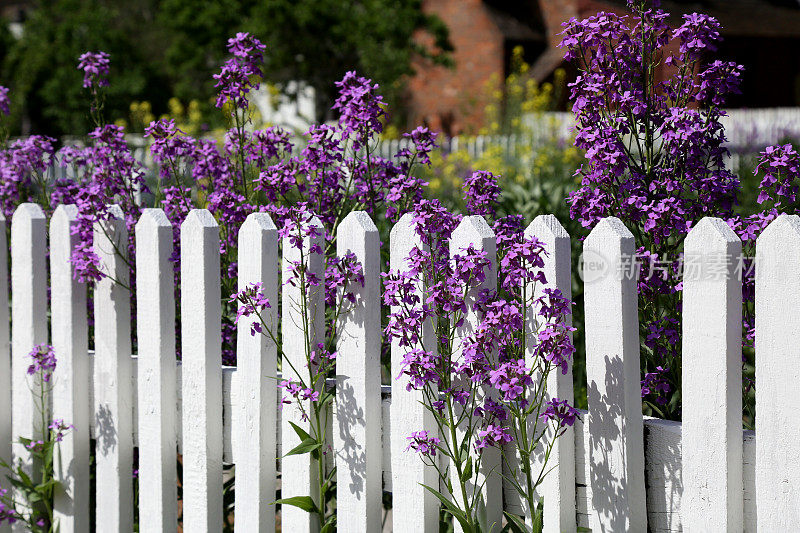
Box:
[503,511,529,533]
[288,421,313,442]
[320,515,337,533]
[420,483,472,533]
[461,456,472,482]
[284,438,322,458]
[274,496,320,515]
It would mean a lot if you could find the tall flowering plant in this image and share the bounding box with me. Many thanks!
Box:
[560,0,746,417]
[231,205,365,531]
[0,345,73,532]
[384,174,577,531]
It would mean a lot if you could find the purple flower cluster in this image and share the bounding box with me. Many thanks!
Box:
[77,51,110,89]
[539,398,579,428]
[463,171,502,216]
[27,344,56,382]
[0,486,17,525]
[230,282,271,336]
[0,86,9,116]
[560,1,746,413]
[406,430,441,457]
[213,32,266,109]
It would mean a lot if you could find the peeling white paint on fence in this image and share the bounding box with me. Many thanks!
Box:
[3,205,799,532]
[682,218,743,531]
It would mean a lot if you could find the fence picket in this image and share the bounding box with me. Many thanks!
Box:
[281,214,325,533]
[755,214,800,530]
[180,209,223,532]
[50,205,90,532]
[583,217,646,532]
[682,217,743,531]
[93,205,134,531]
[10,203,48,531]
[135,209,178,533]
[526,215,576,532]
[235,213,279,533]
[334,211,382,532]
[449,215,502,531]
[389,213,438,532]
[0,214,7,533]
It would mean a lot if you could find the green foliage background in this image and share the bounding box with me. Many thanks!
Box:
[0,0,451,136]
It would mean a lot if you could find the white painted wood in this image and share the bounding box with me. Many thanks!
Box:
[10,203,48,528]
[281,214,325,533]
[50,205,90,532]
[0,213,8,533]
[94,205,134,531]
[449,215,502,532]
[525,214,576,532]
[180,209,223,533]
[389,213,438,532]
[334,211,381,532]
[0,214,9,467]
[135,208,177,533]
[235,212,278,533]
[755,214,800,530]
[583,217,647,532]
[682,217,743,532]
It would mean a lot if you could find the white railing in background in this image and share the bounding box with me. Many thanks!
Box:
[1,203,799,532]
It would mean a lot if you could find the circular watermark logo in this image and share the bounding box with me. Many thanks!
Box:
[579,248,609,284]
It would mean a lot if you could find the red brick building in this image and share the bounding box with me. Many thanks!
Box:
[406,0,800,135]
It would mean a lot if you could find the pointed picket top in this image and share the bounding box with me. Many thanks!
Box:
[235,211,278,533]
[339,209,378,235]
[137,207,172,231]
[11,202,48,479]
[335,210,382,532]
[51,204,90,533]
[586,216,634,242]
[527,213,569,240]
[525,214,576,533]
[183,208,219,231]
[755,213,800,530]
[758,212,800,242]
[451,214,495,249]
[686,216,739,249]
[389,213,425,270]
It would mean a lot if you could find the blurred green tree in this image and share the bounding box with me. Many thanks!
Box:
[1,0,451,136]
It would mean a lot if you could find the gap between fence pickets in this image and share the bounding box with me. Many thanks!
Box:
[81,355,760,529]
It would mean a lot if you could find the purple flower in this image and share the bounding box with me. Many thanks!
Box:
[474,424,513,450]
[77,51,110,89]
[539,398,579,428]
[49,419,74,442]
[406,430,441,457]
[28,344,56,382]
[463,171,501,216]
[0,86,9,116]
[332,71,385,148]
[213,33,266,109]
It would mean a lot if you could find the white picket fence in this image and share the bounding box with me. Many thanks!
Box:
[1,203,799,532]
